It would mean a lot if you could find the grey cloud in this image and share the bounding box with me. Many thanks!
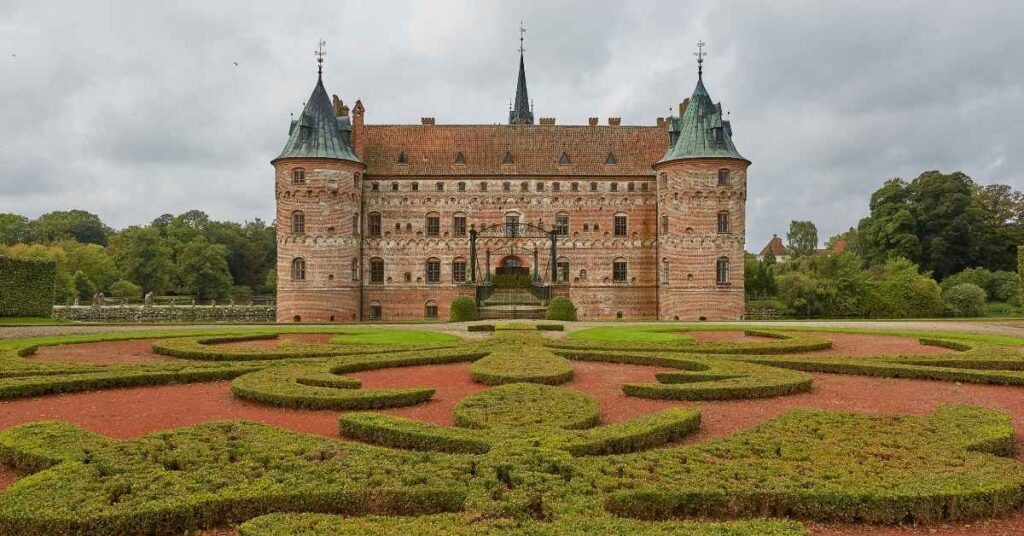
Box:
[0,0,1021,249]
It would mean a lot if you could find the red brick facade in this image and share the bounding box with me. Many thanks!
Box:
[274,99,747,322]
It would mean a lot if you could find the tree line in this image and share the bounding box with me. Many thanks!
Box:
[747,170,1023,318]
[0,210,276,304]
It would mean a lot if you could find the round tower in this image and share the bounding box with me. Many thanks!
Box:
[272,57,365,323]
[653,64,749,320]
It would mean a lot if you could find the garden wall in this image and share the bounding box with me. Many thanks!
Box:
[52,304,275,323]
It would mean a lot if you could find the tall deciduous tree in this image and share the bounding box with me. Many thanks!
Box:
[0,213,31,245]
[30,210,111,245]
[108,226,173,295]
[786,220,818,258]
[176,236,233,300]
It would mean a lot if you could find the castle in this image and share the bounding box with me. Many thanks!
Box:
[273,42,748,322]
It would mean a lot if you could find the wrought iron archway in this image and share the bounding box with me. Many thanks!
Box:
[469,221,558,285]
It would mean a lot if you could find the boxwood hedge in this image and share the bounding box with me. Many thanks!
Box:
[470,333,573,385]
[0,256,56,318]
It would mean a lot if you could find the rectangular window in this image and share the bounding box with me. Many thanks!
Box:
[717,212,730,233]
[480,182,488,191]
[536,182,544,191]
[368,303,382,320]
[368,214,382,237]
[555,214,569,236]
[641,183,649,192]
[610,183,618,192]
[614,215,628,237]
[453,216,467,237]
[426,216,440,237]
[425,303,438,319]
[436,182,444,192]
[627,182,635,192]
[662,260,669,283]
[452,261,467,283]
[660,215,669,234]
[426,259,441,283]
[369,260,384,284]
[613,261,628,283]
[556,261,569,283]
[553,182,561,192]
[571,182,579,192]
[590,182,598,192]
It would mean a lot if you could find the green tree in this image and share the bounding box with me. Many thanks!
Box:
[973,184,1024,272]
[109,280,143,300]
[857,178,921,266]
[776,252,869,317]
[30,210,111,245]
[177,236,233,300]
[906,171,985,279]
[0,213,31,245]
[744,252,776,300]
[59,240,119,291]
[71,270,97,301]
[108,226,173,295]
[785,220,818,258]
[264,269,277,293]
[864,258,944,318]
[943,283,987,317]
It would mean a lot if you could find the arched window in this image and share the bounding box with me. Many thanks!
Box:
[291,211,305,234]
[291,168,306,184]
[536,182,544,192]
[411,182,419,191]
[613,213,628,237]
[716,257,730,285]
[367,212,382,237]
[610,182,619,192]
[520,181,529,192]
[425,212,440,237]
[627,182,635,192]
[390,182,398,191]
[659,172,668,187]
[612,258,628,283]
[641,182,649,192]
[435,181,444,192]
[662,257,669,283]
[571,182,579,192]
[718,169,731,186]
[479,181,488,191]
[552,182,561,192]
[291,258,306,281]
[452,258,467,283]
[369,258,384,284]
[425,257,441,283]
[368,301,382,320]
[660,214,669,234]
[352,214,359,235]
[457,182,466,192]
[717,211,730,233]
[424,300,438,319]
[502,182,511,192]
[589,182,598,192]
[350,258,358,281]
[555,212,569,236]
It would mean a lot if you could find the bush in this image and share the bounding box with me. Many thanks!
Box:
[545,297,577,321]
[109,279,143,300]
[71,270,96,302]
[0,256,56,317]
[453,383,600,430]
[944,283,987,317]
[449,296,477,322]
[470,333,573,385]
[490,274,532,288]
[982,301,1021,317]
[942,267,1020,303]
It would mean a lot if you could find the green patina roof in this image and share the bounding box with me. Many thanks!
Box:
[274,74,361,163]
[660,78,745,163]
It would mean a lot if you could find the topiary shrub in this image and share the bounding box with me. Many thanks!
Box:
[449,296,478,322]
[944,283,986,317]
[0,255,56,317]
[545,297,577,321]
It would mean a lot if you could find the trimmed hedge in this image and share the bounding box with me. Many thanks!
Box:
[449,296,478,322]
[230,349,487,410]
[601,406,1024,524]
[339,412,492,454]
[152,334,455,361]
[0,256,56,317]
[239,513,810,535]
[470,333,573,385]
[453,383,600,430]
[545,296,577,321]
[555,327,832,355]
[466,324,495,332]
[557,349,812,401]
[563,408,701,456]
[1,406,1021,533]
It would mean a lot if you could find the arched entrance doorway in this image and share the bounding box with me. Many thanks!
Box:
[496,255,529,277]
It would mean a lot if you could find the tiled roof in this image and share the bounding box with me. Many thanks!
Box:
[759,234,787,257]
[829,237,847,254]
[274,75,361,163]
[362,124,668,176]
[660,78,745,163]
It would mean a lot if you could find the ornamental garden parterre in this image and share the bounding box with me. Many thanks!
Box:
[3,323,1024,535]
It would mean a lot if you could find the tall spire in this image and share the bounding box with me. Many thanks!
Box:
[509,21,534,125]
[694,39,707,80]
[315,39,326,78]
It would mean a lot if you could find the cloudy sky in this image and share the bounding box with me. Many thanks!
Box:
[1,0,1021,250]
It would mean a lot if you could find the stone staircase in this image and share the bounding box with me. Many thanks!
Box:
[478,288,547,319]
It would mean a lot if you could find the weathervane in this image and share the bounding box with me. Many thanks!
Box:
[519,21,526,55]
[315,39,327,76]
[694,40,707,79]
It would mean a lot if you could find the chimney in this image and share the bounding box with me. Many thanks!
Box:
[608,117,621,126]
[421,117,435,125]
[539,117,556,125]
[352,100,365,159]
[656,117,666,127]
[679,99,689,117]
[588,117,599,126]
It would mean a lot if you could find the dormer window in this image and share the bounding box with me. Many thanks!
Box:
[711,127,724,142]
[559,151,571,165]
[454,150,466,165]
[397,151,408,165]
[605,152,617,165]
